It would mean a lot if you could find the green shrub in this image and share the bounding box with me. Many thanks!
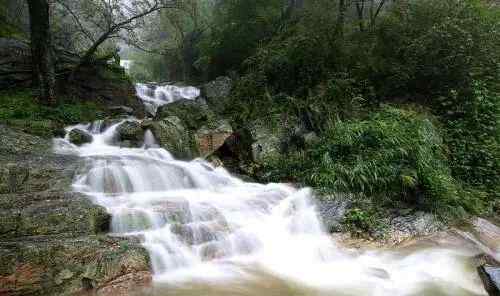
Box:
[262,106,483,216]
[439,82,500,199]
[0,90,106,127]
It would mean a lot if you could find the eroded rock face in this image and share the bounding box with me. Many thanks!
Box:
[0,125,152,296]
[0,236,151,296]
[195,120,233,157]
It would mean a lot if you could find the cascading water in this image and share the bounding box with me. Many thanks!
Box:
[53,87,489,296]
[136,83,200,116]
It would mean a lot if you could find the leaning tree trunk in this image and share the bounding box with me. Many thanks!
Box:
[27,0,56,105]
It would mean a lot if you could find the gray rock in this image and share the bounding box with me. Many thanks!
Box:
[315,194,352,233]
[68,128,92,146]
[0,235,151,296]
[146,116,197,159]
[117,120,144,146]
[250,122,282,162]
[387,211,444,244]
[155,98,217,131]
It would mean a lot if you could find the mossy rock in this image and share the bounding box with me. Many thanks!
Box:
[145,116,199,159]
[0,235,151,296]
[68,128,92,146]
[155,98,219,131]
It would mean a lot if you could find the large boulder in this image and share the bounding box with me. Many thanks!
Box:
[201,76,233,115]
[195,120,233,157]
[248,113,304,163]
[155,98,217,131]
[144,116,197,159]
[116,120,144,147]
[0,191,110,238]
[68,128,93,146]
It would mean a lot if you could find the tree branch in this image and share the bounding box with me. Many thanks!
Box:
[55,0,96,42]
[74,0,178,73]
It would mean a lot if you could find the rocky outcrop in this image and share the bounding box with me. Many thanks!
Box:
[144,117,196,159]
[315,194,352,233]
[0,38,31,90]
[0,236,151,296]
[155,98,216,131]
[195,120,233,157]
[66,64,145,118]
[152,96,234,159]
[0,125,151,296]
[0,37,144,119]
[385,211,444,244]
[116,120,144,147]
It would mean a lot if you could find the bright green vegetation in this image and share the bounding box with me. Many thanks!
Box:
[263,106,489,220]
[0,90,106,136]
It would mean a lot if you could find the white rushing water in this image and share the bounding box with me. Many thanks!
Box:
[135,83,200,116]
[52,87,488,296]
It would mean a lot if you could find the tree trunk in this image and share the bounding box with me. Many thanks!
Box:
[337,0,347,37]
[27,0,56,105]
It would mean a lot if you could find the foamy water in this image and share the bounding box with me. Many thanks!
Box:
[52,86,489,296]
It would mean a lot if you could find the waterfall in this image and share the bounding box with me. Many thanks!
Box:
[136,83,200,116]
[52,86,488,296]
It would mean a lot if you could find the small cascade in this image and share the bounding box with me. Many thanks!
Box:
[136,83,200,116]
[52,84,489,295]
[143,129,159,149]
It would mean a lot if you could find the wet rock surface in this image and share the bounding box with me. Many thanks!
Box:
[315,195,351,233]
[117,120,144,147]
[0,125,151,295]
[145,116,197,159]
[69,128,93,146]
[386,211,444,244]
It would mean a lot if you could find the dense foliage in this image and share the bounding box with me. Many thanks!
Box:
[262,107,484,215]
[0,90,105,136]
[194,0,499,228]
